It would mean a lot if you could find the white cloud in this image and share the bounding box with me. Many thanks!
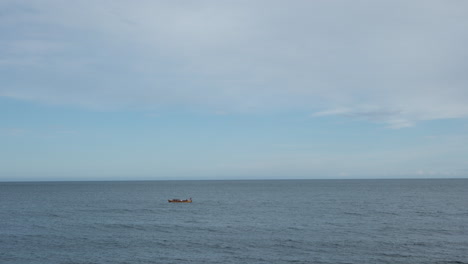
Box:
[312,108,352,117]
[1,0,468,126]
[312,106,415,128]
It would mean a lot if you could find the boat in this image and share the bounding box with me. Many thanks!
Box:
[168,198,192,203]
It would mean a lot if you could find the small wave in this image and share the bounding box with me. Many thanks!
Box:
[404,241,429,246]
[343,212,364,216]
[377,211,400,216]
[197,226,222,233]
[272,238,303,249]
[45,212,62,218]
[79,208,157,214]
[415,210,445,217]
[100,223,147,231]
[19,211,64,218]
[437,260,468,264]
[379,252,411,258]
[286,226,304,231]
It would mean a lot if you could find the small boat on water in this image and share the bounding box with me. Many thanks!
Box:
[168,198,192,203]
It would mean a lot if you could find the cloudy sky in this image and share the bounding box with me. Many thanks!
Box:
[1,0,468,180]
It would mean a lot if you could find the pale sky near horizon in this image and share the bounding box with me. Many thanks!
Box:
[1,0,468,181]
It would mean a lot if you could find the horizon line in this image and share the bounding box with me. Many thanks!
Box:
[1,177,467,183]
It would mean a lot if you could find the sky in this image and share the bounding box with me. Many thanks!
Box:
[1,0,468,181]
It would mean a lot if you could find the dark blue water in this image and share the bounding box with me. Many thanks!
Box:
[1,179,467,264]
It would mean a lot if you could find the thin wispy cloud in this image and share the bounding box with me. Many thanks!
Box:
[1,0,468,127]
[313,107,414,129]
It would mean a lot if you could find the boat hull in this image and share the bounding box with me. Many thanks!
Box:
[168,199,192,203]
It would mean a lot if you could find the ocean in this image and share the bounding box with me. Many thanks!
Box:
[0,179,467,264]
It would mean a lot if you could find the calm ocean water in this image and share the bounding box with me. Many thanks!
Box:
[0,179,467,264]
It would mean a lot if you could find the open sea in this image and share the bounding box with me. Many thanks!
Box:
[1,179,467,264]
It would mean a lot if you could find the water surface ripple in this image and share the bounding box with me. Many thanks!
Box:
[1,179,467,264]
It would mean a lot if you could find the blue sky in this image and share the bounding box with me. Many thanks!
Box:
[1,0,468,181]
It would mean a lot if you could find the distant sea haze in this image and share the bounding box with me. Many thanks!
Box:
[1,179,467,264]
